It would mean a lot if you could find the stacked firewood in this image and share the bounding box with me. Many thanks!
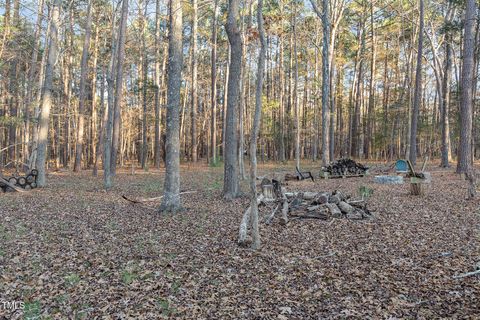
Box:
[321,158,369,177]
[0,169,38,192]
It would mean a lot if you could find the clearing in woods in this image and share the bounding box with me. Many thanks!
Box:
[0,163,479,318]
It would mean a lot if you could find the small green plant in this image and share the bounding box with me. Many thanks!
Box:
[23,300,42,320]
[358,186,374,200]
[64,273,80,287]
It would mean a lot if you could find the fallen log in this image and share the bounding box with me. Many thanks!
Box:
[452,269,480,279]
[325,203,342,218]
[280,198,289,225]
[338,201,355,214]
[265,203,281,225]
[122,190,197,203]
[238,194,265,246]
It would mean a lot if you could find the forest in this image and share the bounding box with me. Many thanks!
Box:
[1,0,480,318]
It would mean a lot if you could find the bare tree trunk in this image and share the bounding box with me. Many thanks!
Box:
[211,0,218,164]
[293,3,300,168]
[321,0,330,165]
[141,1,148,169]
[190,0,198,163]
[154,0,162,169]
[409,0,423,165]
[103,10,118,189]
[457,0,477,173]
[24,0,45,165]
[36,0,60,187]
[223,0,243,200]
[159,0,183,212]
[111,0,128,175]
[365,2,375,160]
[249,0,266,250]
[278,30,286,162]
[74,0,93,172]
[441,6,454,168]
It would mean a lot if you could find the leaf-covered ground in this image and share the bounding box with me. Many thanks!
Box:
[1,163,479,319]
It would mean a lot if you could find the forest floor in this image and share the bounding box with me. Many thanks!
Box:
[0,162,479,319]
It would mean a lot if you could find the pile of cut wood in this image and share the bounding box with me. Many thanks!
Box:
[321,158,369,178]
[0,169,38,192]
[238,178,374,246]
[283,190,373,221]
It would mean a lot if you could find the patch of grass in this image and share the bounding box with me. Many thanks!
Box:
[105,221,118,231]
[171,279,181,294]
[157,299,176,317]
[0,224,11,241]
[140,179,163,193]
[121,262,139,285]
[15,223,28,236]
[209,157,223,168]
[54,293,69,304]
[23,300,42,320]
[0,249,4,257]
[64,273,81,287]
[74,304,92,320]
[121,270,137,285]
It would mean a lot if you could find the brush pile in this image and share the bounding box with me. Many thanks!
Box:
[239,178,373,246]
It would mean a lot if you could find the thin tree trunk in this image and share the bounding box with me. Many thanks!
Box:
[154,0,162,168]
[211,0,218,164]
[74,0,93,172]
[249,0,266,250]
[191,0,198,162]
[111,0,128,175]
[409,0,424,165]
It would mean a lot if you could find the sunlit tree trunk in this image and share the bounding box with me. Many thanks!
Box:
[36,0,60,187]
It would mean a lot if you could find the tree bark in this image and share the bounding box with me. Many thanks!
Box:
[223,0,243,200]
[190,0,198,163]
[36,0,60,187]
[457,0,477,173]
[211,0,218,164]
[248,0,266,250]
[74,0,93,172]
[409,0,424,165]
[111,0,128,175]
[159,0,183,212]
